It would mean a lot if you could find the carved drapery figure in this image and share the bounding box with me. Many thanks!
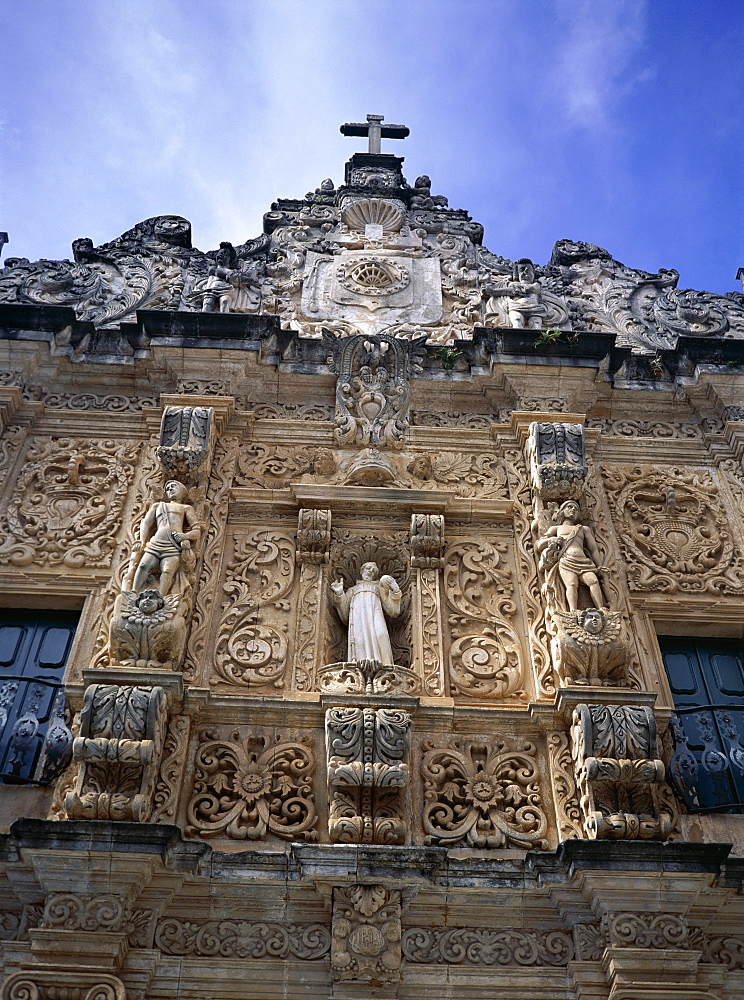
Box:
[130,481,201,596]
[537,500,607,612]
[331,561,402,664]
[484,259,547,330]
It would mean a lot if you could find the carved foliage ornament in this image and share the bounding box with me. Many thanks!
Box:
[527,421,587,501]
[153,917,330,959]
[214,530,295,687]
[421,738,548,848]
[602,465,744,593]
[0,438,139,568]
[186,729,317,841]
[402,927,574,966]
[157,405,213,478]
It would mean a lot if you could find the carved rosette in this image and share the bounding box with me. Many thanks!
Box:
[185,729,317,841]
[570,704,672,840]
[64,684,167,822]
[443,538,524,699]
[326,707,410,844]
[331,884,402,982]
[214,529,295,688]
[421,737,548,848]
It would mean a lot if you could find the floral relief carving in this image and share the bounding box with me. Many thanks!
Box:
[443,539,524,699]
[407,451,509,498]
[546,730,583,841]
[234,443,336,488]
[41,893,127,932]
[421,738,548,848]
[185,729,317,841]
[153,917,330,958]
[150,714,190,823]
[401,927,574,966]
[602,464,744,593]
[214,529,295,687]
[605,911,688,949]
[0,437,139,568]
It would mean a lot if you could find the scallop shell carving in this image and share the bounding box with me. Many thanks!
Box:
[342,199,404,234]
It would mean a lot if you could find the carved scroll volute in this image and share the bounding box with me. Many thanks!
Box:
[292,509,332,691]
[527,421,587,501]
[410,513,446,696]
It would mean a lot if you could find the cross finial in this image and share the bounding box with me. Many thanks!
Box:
[340,114,410,154]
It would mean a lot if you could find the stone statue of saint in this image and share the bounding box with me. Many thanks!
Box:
[131,480,201,596]
[537,499,606,612]
[484,258,547,330]
[331,561,402,664]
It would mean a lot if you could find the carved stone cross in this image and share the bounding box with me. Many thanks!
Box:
[340,114,410,154]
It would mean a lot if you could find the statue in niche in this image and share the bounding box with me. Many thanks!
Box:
[537,499,607,611]
[331,561,402,664]
[484,258,548,330]
[130,480,201,596]
[109,589,188,670]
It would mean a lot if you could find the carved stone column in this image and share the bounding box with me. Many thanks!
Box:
[292,508,331,691]
[410,513,445,696]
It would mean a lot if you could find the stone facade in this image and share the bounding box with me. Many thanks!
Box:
[1,119,744,1000]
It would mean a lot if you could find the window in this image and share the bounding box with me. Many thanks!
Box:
[659,635,744,814]
[0,609,77,784]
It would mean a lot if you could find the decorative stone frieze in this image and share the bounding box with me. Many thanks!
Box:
[153,917,331,958]
[326,706,410,844]
[401,926,575,966]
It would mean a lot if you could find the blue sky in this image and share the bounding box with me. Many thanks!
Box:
[1,0,742,294]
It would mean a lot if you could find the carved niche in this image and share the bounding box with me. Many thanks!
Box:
[156,405,214,481]
[421,737,548,848]
[326,707,410,845]
[327,531,411,669]
[185,728,317,841]
[65,684,167,822]
[443,538,524,699]
[325,333,427,449]
[331,884,402,982]
[570,704,673,840]
[602,465,744,594]
[214,529,295,688]
[0,437,139,568]
[527,421,587,500]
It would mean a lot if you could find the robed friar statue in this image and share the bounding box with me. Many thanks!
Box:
[331,561,402,664]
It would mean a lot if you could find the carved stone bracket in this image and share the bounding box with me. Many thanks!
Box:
[527,420,587,501]
[326,706,410,844]
[319,660,420,695]
[331,884,402,982]
[156,404,214,483]
[64,683,167,822]
[570,703,672,840]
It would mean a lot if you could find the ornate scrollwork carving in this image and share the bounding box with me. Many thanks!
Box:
[421,738,548,848]
[402,927,574,966]
[214,529,295,687]
[443,539,524,698]
[527,421,587,500]
[153,917,330,958]
[185,729,317,841]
